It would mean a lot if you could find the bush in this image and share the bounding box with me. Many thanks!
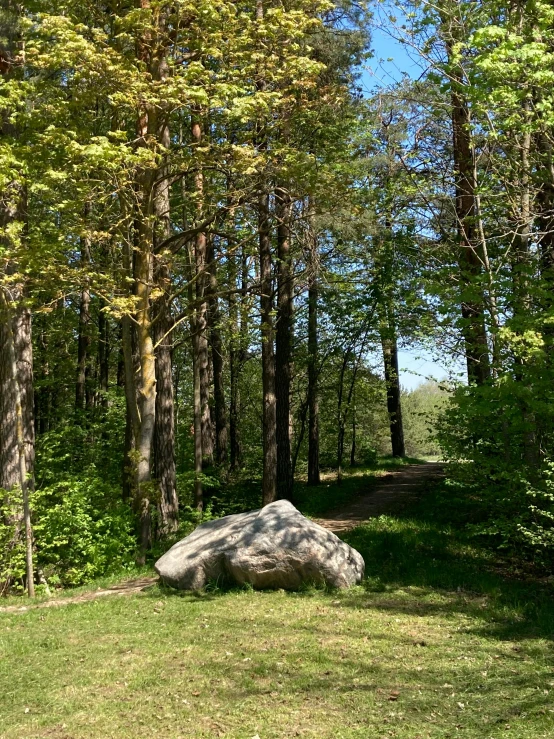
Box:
[437,376,554,567]
[31,473,136,586]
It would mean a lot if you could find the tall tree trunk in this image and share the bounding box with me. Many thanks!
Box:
[256,0,277,504]
[0,5,35,512]
[307,205,320,485]
[191,112,213,474]
[381,328,405,458]
[134,213,156,560]
[0,36,35,586]
[442,12,490,385]
[75,207,92,412]
[275,186,293,499]
[0,290,35,596]
[259,190,277,505]
[152,104,178,535]
[207,237,228,466]
[228,245,241,471]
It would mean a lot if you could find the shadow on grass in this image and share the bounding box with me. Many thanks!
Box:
[154,468,554,644]
[336,484,554,642]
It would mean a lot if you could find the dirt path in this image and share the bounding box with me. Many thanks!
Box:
[314,462,444,534]
[0,576,158,614]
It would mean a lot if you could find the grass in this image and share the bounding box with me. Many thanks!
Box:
[2,467,554,738]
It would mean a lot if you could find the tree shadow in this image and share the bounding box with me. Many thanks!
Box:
[337,504,554,642]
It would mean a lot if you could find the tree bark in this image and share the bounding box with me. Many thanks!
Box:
[228,245,241,471]
[256,0,277,504]
[0,290,35,596]
[259,190,277,504]
[307,206,320,485]
[75,207,92,412]
[152,105,178,535]
[97,302,110,407]
[207,237,228,467]
[275,186,293,499]
[381,329,405,458]
[191,113,214,472]
[443,17,491,385]
[153,303,178,534]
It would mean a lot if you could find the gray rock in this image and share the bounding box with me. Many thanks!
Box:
[155,500,364,591]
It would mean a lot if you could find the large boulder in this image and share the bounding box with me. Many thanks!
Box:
[155,500,364,591]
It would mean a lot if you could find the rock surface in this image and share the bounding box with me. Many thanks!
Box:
[155,500,365,591]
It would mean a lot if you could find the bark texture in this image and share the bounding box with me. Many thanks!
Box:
[443,16,491,385]
[381,330,405,458]
[259,191,277,505]
[275,186,293,499]
[307,210,320,485]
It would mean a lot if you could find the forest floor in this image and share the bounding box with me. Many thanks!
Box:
[2,464,554,738]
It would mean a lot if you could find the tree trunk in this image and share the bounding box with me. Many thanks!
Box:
[381,330,405,458]
[207,237,228,467]
[275,186,293,499]
[153,305,178,534]
[336,349,350,483]
[307,206,320,485]
[134,213,156,560]
[350,412,356,467]
[256,0,277,504]
[443,21,490,385]
[191,113,213,472]
[97,302,110,407]
[75,209,92,412]
[259,190,277,504]
[152,107,178,536]
[228,246,241,471]
[0,291,35,596]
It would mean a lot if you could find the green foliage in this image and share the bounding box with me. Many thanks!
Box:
[437,377,554,566]
[1,473,135,590]
[32,474,135,587]
[401,380,448,458]
[0,494,26,594]
[0,395,134,589]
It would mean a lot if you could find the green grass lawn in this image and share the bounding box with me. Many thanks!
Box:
[1,470,554,739]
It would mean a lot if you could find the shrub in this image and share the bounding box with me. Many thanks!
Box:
[32,473,136,586]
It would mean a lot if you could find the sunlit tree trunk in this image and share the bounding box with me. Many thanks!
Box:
[275,185,293,499]
[0,290,35,596]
